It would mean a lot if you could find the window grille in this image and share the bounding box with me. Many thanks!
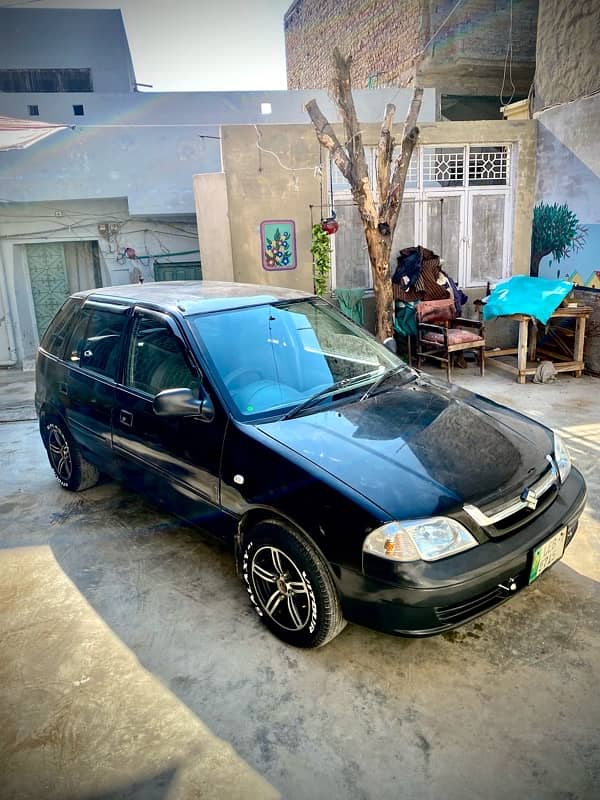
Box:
[423,147,464,187]
[468,146,510,186]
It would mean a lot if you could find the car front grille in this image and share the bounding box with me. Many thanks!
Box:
[463,457,559,538]
[489,484,558,536]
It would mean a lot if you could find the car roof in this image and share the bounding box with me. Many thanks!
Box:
[74,281,313,315]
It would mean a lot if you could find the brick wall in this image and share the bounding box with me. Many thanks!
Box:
[285,0,424,90]
[285,0,537,94]
[534,0,600,110]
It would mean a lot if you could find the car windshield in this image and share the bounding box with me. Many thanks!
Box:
[189,297,412,420]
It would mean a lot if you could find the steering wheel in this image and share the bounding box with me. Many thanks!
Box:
[223,367,264,390]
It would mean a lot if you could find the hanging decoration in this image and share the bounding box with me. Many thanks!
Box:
[320,155,339,235]
[321,212,338,235]
[260,220,297,271]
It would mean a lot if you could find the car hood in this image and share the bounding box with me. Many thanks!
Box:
[255,376,554,519]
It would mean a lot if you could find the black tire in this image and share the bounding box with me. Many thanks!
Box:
[242,520,346,648]
[44,419,100,492]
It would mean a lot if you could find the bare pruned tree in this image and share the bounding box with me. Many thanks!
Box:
[306,48,423,340]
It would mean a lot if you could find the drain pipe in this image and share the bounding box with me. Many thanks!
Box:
[0,244,18,366]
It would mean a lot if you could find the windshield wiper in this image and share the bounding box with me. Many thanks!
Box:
[359,365,414,402]
[281,371,378,421]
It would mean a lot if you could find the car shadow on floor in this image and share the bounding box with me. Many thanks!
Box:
[3,460,600,800]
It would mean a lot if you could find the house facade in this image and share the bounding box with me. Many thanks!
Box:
[194,118,537,343]
[0,7,431,368]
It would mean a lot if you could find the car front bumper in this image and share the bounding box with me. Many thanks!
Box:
[337,467,587,637]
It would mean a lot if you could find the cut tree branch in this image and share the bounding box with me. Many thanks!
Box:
[304,98,352,182]
[382,86,423,229]
[377,103,396,211]
[330,47,369,185]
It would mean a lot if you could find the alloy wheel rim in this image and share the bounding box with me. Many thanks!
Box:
[251,546,311,631]
[48,427,72,482]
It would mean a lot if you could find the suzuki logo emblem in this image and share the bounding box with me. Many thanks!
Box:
[521,487,538,510]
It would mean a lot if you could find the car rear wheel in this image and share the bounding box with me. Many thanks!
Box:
[44,420,100,492]
[242,520,346,648]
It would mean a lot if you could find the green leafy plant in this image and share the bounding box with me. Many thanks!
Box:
[530,202,588,277]
[311,223,332,296]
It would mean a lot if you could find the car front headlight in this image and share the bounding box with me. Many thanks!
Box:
[363,518,478,563]
[553,432,572,484]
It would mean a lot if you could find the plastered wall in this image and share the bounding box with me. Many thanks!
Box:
[196,118,537,295]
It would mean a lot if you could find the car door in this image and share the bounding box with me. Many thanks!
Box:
[112,307,227,529]
[62,300,128,467]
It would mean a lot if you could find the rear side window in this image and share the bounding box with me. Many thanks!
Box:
[39,299,81,358]
[65,305,126,380]
[125,312,199,396]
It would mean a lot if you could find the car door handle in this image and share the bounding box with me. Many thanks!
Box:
[59,382,68,396]
[119,410,133,427]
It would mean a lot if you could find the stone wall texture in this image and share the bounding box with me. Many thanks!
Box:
[534,0,600,110]
[285,0,537,94]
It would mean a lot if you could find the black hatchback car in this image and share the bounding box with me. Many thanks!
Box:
[36,281,587,647]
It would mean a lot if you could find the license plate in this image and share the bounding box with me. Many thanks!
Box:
[529,528,567,584]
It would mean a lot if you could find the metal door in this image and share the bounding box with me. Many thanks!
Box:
[421,192,464,285]
[26,241,101,339]
[466,191,511,286]
[26,243,70,338]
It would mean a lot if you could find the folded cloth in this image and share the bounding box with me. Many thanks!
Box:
[483,276,573,325]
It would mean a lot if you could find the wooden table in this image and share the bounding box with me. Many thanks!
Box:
[485,306,592,383]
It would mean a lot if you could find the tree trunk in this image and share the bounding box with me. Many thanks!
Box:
[530,248,551,277]
[305,48,423,341]
[364,225,394,339]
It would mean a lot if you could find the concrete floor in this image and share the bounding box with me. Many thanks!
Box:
[1,364,599,800]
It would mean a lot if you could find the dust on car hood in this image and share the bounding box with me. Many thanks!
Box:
[256,377,554,519]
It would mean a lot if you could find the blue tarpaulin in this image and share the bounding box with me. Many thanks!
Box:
[482,276,573,325]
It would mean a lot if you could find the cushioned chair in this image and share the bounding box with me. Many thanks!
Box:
[415,298,485,381]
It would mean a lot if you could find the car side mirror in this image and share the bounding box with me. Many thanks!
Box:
[153,387,215,422]
[383,336,398,354]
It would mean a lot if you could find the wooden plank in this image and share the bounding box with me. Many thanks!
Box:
[486,358,537,377]
[517,318,529,383]
[536,346,572,361]
[553,361,584,372]
[485,348,518,358]
[574,316,586,364]
[550,306,593,318]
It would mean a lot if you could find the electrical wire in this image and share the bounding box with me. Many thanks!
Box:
[386,0,465,105]
[0,220,199,241]
[254,124,321,174]
[500,0,516,107]
[71,123,225,129]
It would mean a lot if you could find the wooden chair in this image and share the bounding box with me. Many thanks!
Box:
[415,298,485,381]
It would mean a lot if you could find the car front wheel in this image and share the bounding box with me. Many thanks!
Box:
[44,420,100,492]
[242,520,346,648]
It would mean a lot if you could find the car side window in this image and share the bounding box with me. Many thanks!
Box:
[125,312,198,396]
[65,306,126,380]
[40,299,81,358]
